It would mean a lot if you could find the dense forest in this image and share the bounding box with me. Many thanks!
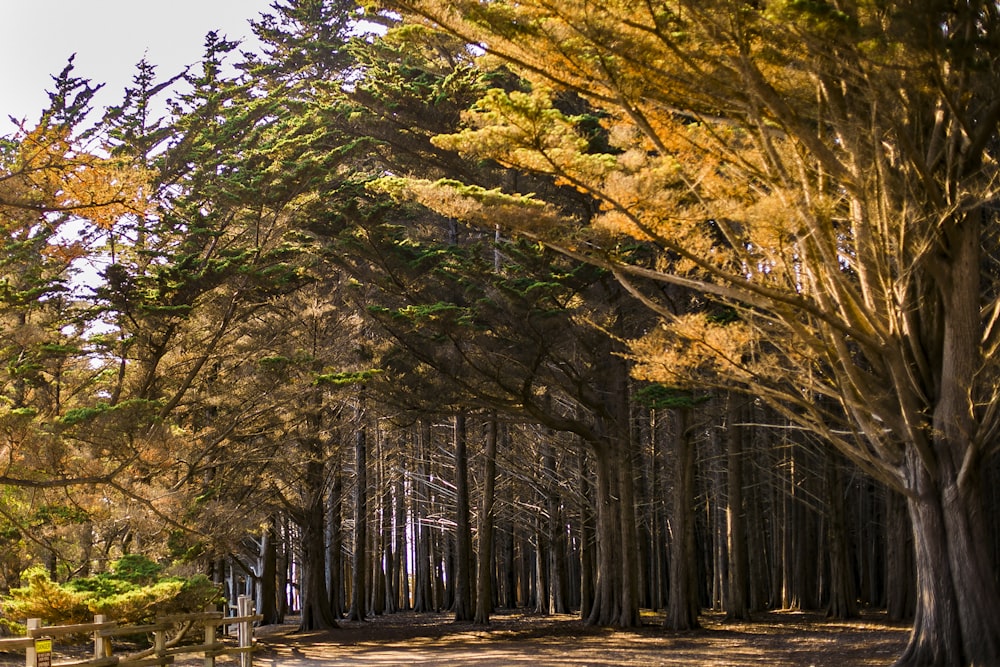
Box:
[2,1,1000,665]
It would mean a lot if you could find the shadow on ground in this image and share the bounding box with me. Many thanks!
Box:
[245,609,909,667]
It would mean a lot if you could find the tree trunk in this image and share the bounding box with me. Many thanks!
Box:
[278,516,290,618]
[475,416,498,624]
[452,413,474,621]
[394,460,410,611]
[885,489,915,621]
[347,427,368,622]
[413,421,433,612]
[824,452,857,620]
[378,437,394,614]
[586,445,618,626]
[258,520,280,625]
[725,395,751,621]
[544,437,568,614]
[578,448,595,621]
[298,487,338,630]
[614,427,641,627]
[328,455,345,618]
[896,450,1000,666]
[896,216,1000,666]
[665,407,700,630]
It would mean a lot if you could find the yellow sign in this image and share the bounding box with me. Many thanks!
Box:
[35,638,52,667]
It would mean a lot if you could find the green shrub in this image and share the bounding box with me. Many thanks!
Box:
[1,567,92,627]
[1,559,223,629]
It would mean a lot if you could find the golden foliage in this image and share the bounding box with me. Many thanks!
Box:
[1,122,151,232]
[630,314,753,387]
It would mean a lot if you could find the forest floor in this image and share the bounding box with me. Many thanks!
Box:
[240,609,909,666]
[0,609,911,666]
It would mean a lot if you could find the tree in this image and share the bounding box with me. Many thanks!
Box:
[376,1,1000,663]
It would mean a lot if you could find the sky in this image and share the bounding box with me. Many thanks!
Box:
[0,0,275,131]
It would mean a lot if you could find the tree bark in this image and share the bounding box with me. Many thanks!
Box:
[885,489,915,621]
[586,445,619,626]
[452,413,474,621]
[578,448,595,621]
[347,427,368,622]
[896,449,1000,666]
[823,451,857,620]
[328,453,345,618]
[475,416,498,624]
[544,437,568,614]
[394,459,410,611]
[298,481,337,630]
[896,216,1000,666]
[665,407,700,630]
[413,421,434,612]
[258,520,280,625]
[724,395,750,621]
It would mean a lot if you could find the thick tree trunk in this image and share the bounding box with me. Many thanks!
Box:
[299,492,338,630]
[475,417,498,624]
[258,520,280,625]
[823,452,857,620]
[896,215,1000,665]
[614,429,641,627]
[896,451,1000,666]
[585,355,641,628]
[665,407,700,630]
[586,445,619,626]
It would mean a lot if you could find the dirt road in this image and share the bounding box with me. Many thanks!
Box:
[243,610,909,667]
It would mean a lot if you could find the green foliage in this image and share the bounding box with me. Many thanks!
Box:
[110,554,163,584]
[86,575,222,625]
[313,369,384,386]
[769,0,856,31]
[2,567,92,626]
[635,383,711,410]
[33,504,90,525]
[1,557,222,628]
[57,399,161,426]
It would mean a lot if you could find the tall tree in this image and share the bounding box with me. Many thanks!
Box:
[378,2,1000,663]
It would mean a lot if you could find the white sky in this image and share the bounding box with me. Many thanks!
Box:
[1,0,275,131]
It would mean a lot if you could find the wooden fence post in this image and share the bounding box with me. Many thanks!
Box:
[93,615,111,658]
[203,605,216,667]
[237,596,253,667]
[154,626,165,662]
[24,619,40,667]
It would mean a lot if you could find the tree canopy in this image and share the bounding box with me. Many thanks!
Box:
[2,2,1000,665]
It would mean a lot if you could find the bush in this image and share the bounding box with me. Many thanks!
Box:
[1,567,92,629]
[1,558,223,629]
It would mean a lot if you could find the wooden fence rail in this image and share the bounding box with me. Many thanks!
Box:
[0,596,261,667]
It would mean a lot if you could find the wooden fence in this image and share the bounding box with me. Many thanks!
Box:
[0,596,261,667]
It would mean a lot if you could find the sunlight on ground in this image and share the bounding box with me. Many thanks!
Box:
[243,610,910,667]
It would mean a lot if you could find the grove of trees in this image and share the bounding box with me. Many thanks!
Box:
[2,2,999,666]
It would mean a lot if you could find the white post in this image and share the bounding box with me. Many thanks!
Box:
[25,619,40,667]
[237,595,253,667]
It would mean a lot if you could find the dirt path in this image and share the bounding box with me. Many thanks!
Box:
[246,610,910,667]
